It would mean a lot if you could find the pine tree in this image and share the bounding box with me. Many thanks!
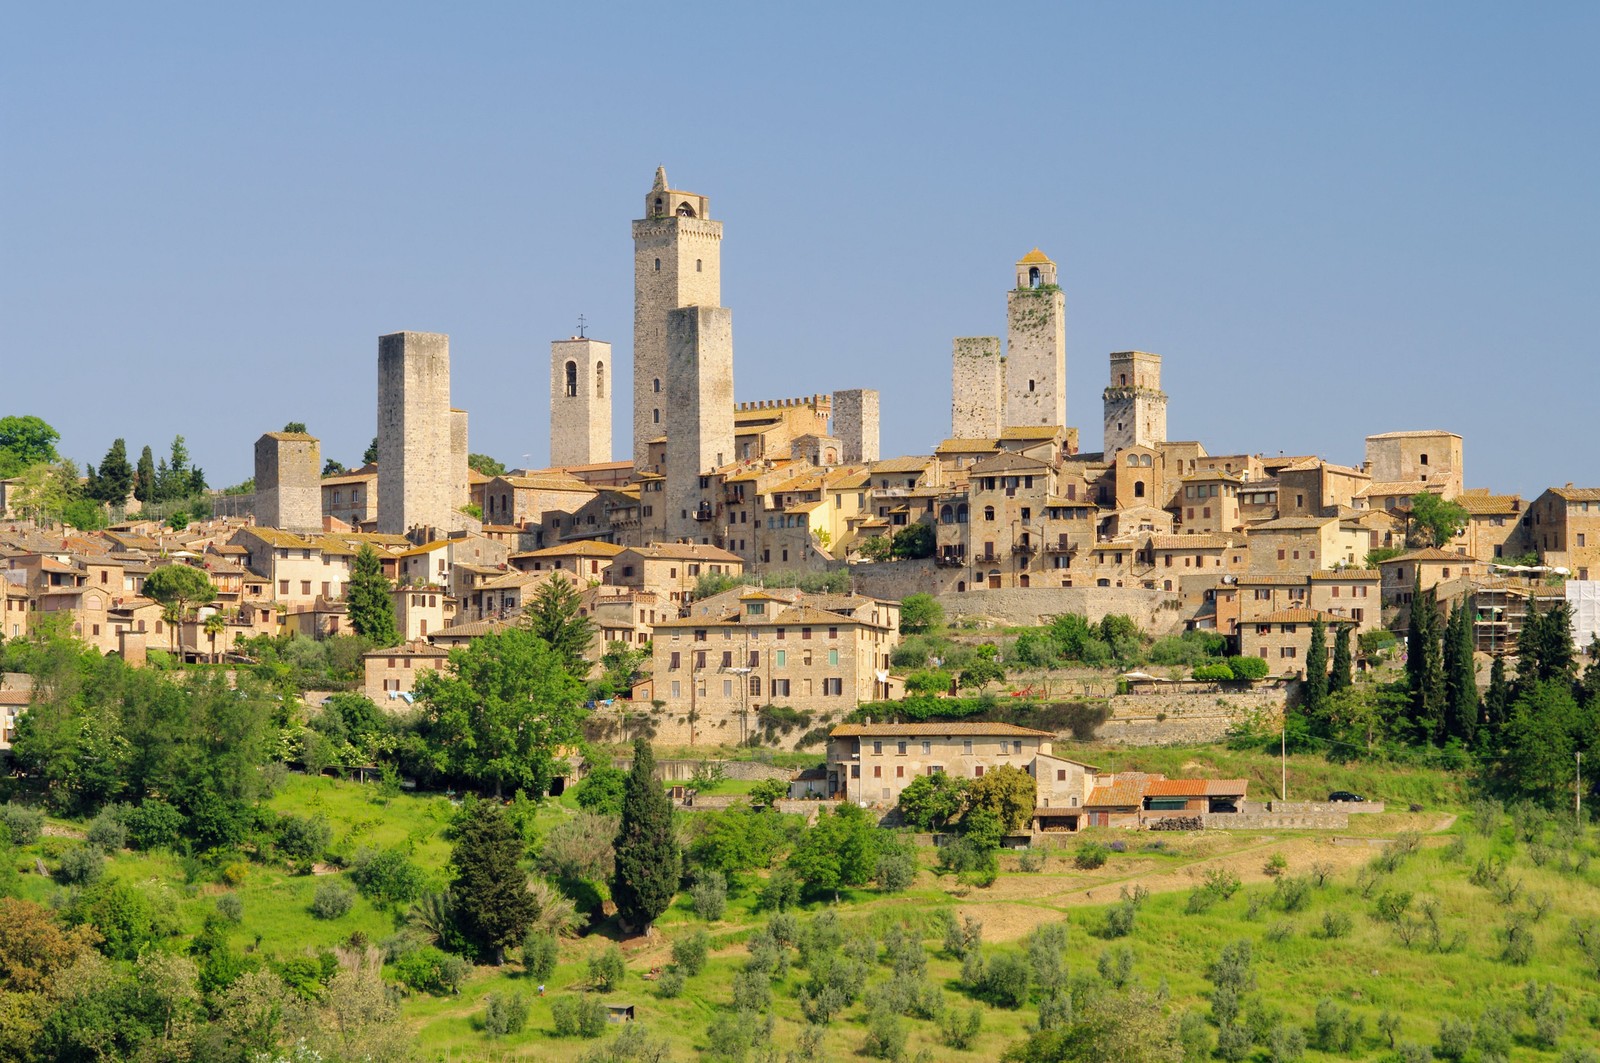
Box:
[524,575,595,678]
[450,799,537,964]
[612,737,680,933]
[134,445,156,503]
[346,545,399,645]
[1303,617,1328,719]
[93,438,134,505]
[363,436,379,465]
[1329,623,1353,693]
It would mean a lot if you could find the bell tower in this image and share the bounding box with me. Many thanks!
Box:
[1004,248,1066,429]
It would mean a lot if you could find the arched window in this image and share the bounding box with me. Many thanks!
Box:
[564,361,577,397]
[696,259,703,272]
[653,377,661,394]
[1128,454,1139,465]
[940,505,954,523]
[957,581,966,593]
[1420,453,1429,466]
[983,506,995,522]
[652,409,660,424]
[676,202,696,217]
[1120,373,1127,386]
[654,196,663,214]
[1141,455,1152,467]
[957,503,969,524]
[1134,481,1146,498]
[596,361,605,398]
[1029,266,1041,288]
[654,258,661,271]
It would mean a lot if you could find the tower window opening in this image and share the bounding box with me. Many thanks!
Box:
[653,377,661,394]
[1420,453,1429,465]
[696,259,703,272]
[1029,266,1041,288]
[654,258,661,271]
[653,409,660,424]
[676,202,696,218]
[1120,373,1127,386]
[596,361,605,398]
[1135,481,1146,498]
[1028,379,1036,393]
[564,361,577,397]
[654,196,663,213]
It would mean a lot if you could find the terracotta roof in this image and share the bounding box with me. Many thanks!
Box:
[1308,568,1379,580]
[1145,778,1249,797]
[1548,486,1600,502]
[971,451,1051,473]
[1254,609,1358,624]
[363,641,449,659]
[1367,429,1460,440]
[621,542,741,562]
[1358,480,1432,497]
[430,619,513,639]
[936,437,1001,454]
[1249,516,1337,531]
[1085,780,1147,807]
[869,456,933,474]
[1046,497,1098,508]
[999,426,1061,441]
[320,470,378,486]
[1150,534,1233,550]
[1456,493,1523,515]
[520,540,627,558]
[1379,548,1475,564]
[830,722,1054,738]
[496,473,594,492]
[1018,247,1053,264]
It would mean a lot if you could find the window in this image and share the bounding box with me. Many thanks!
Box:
[824,677,843,695]
[749,675,761,696]
[963,739,972,753]
[669,651,680,670]
[896,766,904,778]
[828,649,839,667]
[1281,646,1297,658]
[828,626,838,639]
[773,678,790,697]
[974,765,985,777]
[896,741,907,755]
[1056,769,1067,781]
[873,765,881,778]
[776,649,786,666]
[722,651,732,668]
[802,627,812,640]
[873,741,882,754]
[921,741,931,755]
[723,679,733,697]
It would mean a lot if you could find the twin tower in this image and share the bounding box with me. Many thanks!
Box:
[950,249,1167,454]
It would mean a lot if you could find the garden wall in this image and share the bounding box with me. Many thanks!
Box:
[1091,688,1287,747]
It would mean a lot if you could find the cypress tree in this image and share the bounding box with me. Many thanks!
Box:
[1442,603,1478,746]
[134,445,156,503]
[1303,617,1328,719]
[1329,623,1353,693]
[346,545,399,645]
[1484,654,1510,737]
[93,438,134,505]
[612,737,680,934]
[1408,587,1445,744]
[450,799,537,964]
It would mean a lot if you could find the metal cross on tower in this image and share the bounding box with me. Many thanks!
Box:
[576,314,588,338]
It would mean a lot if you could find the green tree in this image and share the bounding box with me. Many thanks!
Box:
[415,626,587,796]
[899,593,943,635]
[896,772,970,831]
[1328,623,1353,694]
[970,763,1036,833]
[8,462,77,524]
[282,422,307,434]
[612,738,680,932]
[1303,617,1328,719]
[322,459,346,476]
[1406,585,1445,743]
[90,438,134,505]
[1409,492,1471,548]
[363,437,379,465]
[1443,602,1479,745]
[1501,680,1592,804]
[0,416,60,478]
[468,453,507,477]
[858,535,892,562]
[787,802,880,901]
[346,545,399,645]
[1483,654,1511,737]
[142,564,217,652]
[1516,597,1576,690]
[134,445,156,503]
[523,575,594,678]
[449,799,536,964]
[891,522,935,560]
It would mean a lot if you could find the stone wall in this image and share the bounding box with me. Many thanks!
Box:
[254,433,321,533]
[632,211,722,467]
[664,306,734,541]
[832,389,880,465]
[610,757,794,783]
[1095,687,1286,746]
[1004,285,1066,430]
[941,586,1185,632]
[951,336,1003,438]
[1262,800,1386,815]
[1202,810,1349,830]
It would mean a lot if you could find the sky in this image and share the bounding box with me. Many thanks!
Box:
[3,2,1596,499]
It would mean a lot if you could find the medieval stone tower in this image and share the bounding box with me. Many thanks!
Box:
[254,430,321,533]
[663,306,735,543]
[633,167,722,468]
[377,331,468,537]
[831,388,881,464]
[1102,351,1167,454]
[950,336,1004,438]
[550,336,612,467]
[1004,249,1067,429]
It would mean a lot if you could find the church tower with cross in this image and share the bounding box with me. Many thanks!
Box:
[550,316,612,468]
[632,167,724,470]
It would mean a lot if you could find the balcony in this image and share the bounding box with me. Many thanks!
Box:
[1044,538,1074,554]
[1011,540,1038,556]
[935,549,967,568]
[693,502,716,522]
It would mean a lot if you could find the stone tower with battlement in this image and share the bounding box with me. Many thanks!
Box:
[831,389,880,464]
[254,431,321,533]
[664,306,734,543]
[1102,350,1167,455]
[1004,249,1067,429]
[633,167,722,468]
[377,331,466,537]
[550,337,612,467]
[951,336,1004,438]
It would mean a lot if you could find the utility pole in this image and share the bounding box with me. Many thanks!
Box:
[1281,721,1288,803]
[1578,751,1584,829]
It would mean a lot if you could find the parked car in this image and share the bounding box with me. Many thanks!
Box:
[1328,790,1366,803]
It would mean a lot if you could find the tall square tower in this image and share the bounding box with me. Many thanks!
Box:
[377,331,456,536]
[951,337,1004,438]
[832,388,880,464]
[663,306,734,543]
[1004,249,1067,429]
[1103,351,1168,455]
[254,431,321,533]
[550,337,613,467]
[632,167,722,468]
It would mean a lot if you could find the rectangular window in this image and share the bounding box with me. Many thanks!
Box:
[722,651,732,667]
[772,678,790,697]
[748,650,759,667]
[670,652,680,670]
[963,739,972,753]
[802,627,813,640]
[873,765,882,778]
[828,626,838,639]
[824,678,843,696]
[670,681,681,697]
[828,649,839,667]
[921,741,931,755]
[974,765,985,777]
[300,581,311,595]
[896,766,904,778]
[776,650,786,666]
[1057,769,1066,781]
[723,679,733,697]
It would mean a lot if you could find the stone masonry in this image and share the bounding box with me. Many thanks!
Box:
[831,388,880,464]
[377,331,460,537]
[632,167,722,469]
[1005,250,1067,429]
[951,336,1004,438]
[253,431,321,533]
[550,337,613,467]
[663,305,734,542]
[1103,350,1168,454]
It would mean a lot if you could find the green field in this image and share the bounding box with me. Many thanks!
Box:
[12,747,1600,1061]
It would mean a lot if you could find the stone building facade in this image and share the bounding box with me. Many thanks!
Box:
[1103,351,1167,455]
[632,167,721,468]
[1005,250,1067,430]
[377,331,467,537]
[550,337,612,467]
[951,336,1004,438]
[831,388,880,464]
[1365,430,1464,498]
[664,306,735,543]
[254,431,321,533]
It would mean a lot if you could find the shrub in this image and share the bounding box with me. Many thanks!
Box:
[0,803,44,846]
[310,881,355,920]
[981,950,1031,1008]
[551,995,607,1038]
[1193,663,1235,681]
[875,842,917,892]
[523,931,559,980]
[216,893,244,923]
[1263,851,1288,876]
[1228,655,1271,681]
[757,867,801,912]
[349,846,425,906]
[55,844,105,886]
[940,1004,982,1050]
[124,800,183,851]
[1268,1022,1306,1062]
[589,944,625,991]
[1208,939,1255,992]
[1016,848,1047,872]
[1187,867,1242,914]
[1437,1016,1473,1059]
[1319,910,1353,939]
[862,1005,906,1060]
[1274,876,1312,912]
[393,945,470,995]
[1074,841,1109,869]
[1104,884,1148,938]
[482,991,528,1037]
[275,814,332,872]
[1265,920,1295,943]
[689,869,728,921]
[1216,1021,1255,1061]
[86,805,129,851]
[656,965,686,998]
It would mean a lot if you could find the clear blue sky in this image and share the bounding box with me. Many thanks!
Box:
[3,3,1595,498]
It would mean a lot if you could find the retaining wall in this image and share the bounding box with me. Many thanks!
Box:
[1201,811,1349,830]
[1092,688,1287,747]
